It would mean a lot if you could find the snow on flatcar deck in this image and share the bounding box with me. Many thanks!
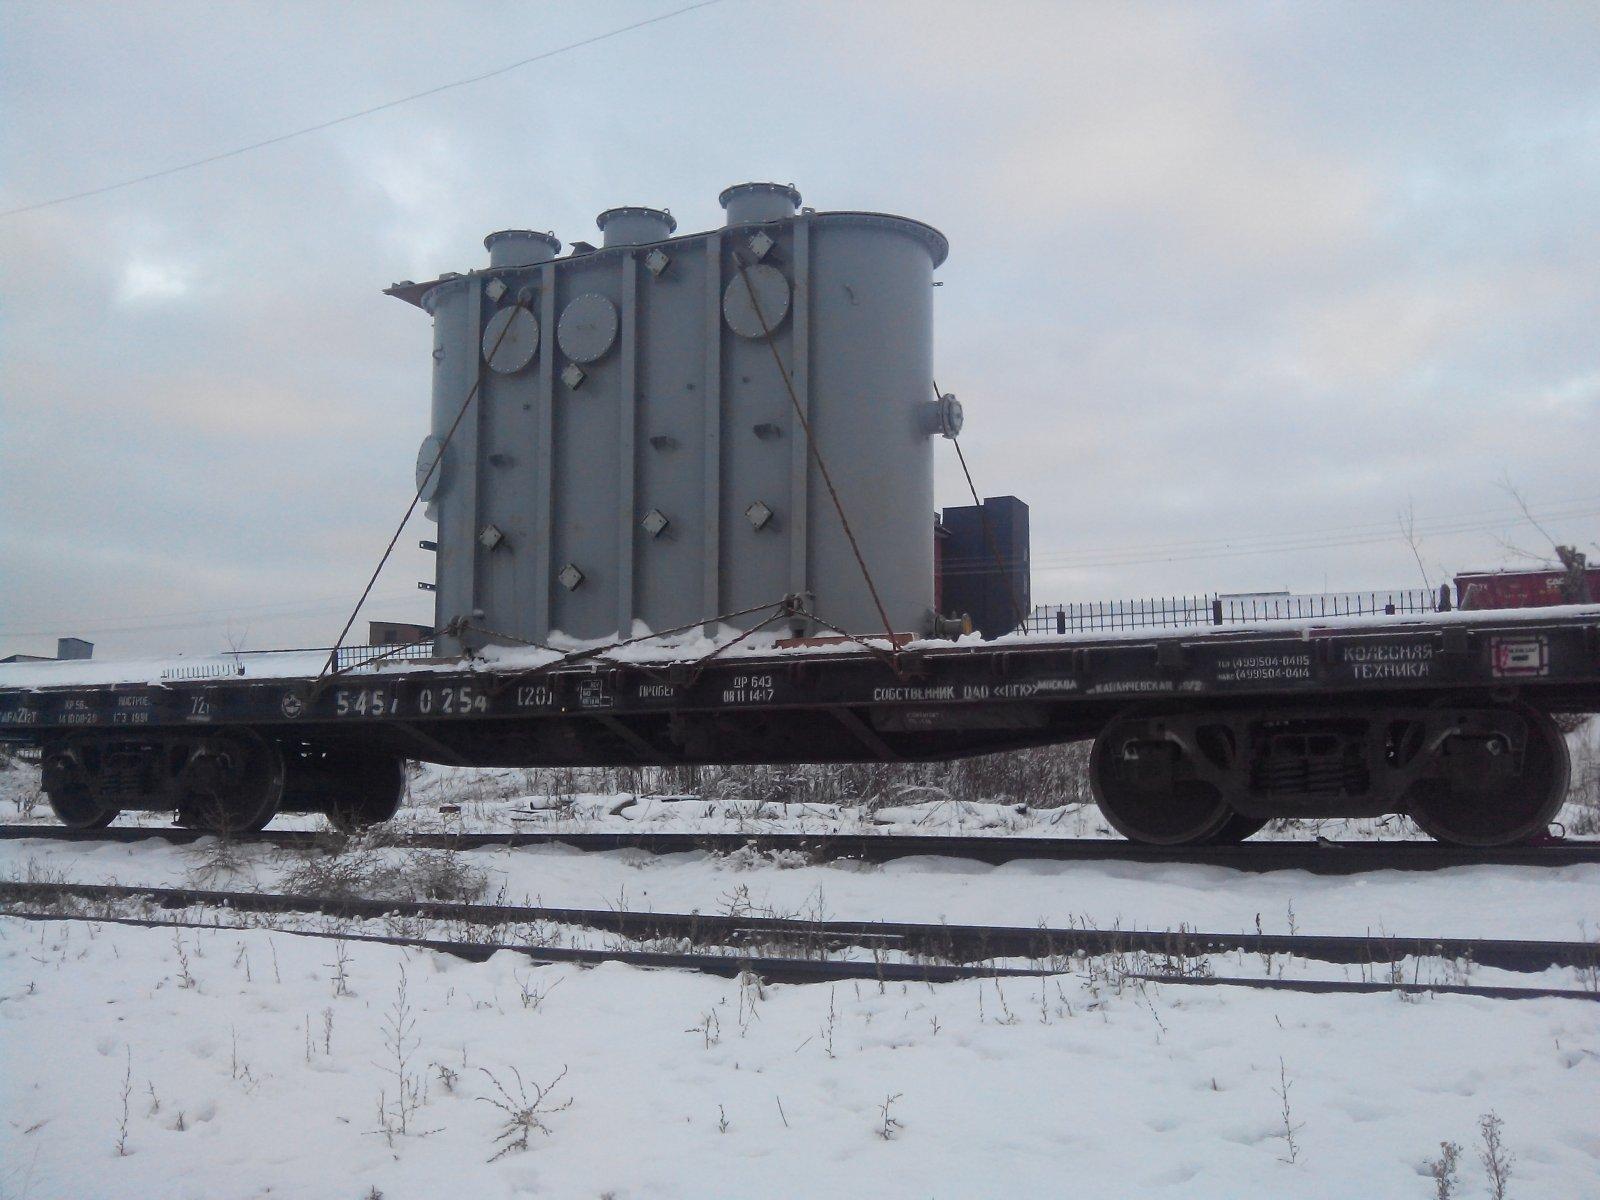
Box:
[4,603,1596,691]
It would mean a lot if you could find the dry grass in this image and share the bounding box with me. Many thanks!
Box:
[475,742,1096,814]
[280,831,488,903]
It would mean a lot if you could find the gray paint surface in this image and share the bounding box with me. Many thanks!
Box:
[407,185,949,648]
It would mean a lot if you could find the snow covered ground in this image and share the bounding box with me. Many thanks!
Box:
[4,916,1598,1199]
[4,746,1600,1197]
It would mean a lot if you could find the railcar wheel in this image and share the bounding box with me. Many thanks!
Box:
[324,753,406,832]
[1404,707,1570,847]
[1090,717,1232,845]
[177,732,284,834]
[41,746,120,830]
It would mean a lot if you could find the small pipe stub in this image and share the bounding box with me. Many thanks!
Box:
[596,207,677,247]
[484,230,561,268]
[720,181,802,225]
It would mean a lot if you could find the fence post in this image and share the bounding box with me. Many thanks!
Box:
[1211,598,1223,626]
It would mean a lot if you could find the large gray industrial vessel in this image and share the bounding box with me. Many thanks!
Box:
[392,183,960,653]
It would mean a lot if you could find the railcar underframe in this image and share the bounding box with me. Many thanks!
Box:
[4,611,1598,847]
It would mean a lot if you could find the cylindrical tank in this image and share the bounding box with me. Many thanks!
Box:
[396,185,951,648]
[720,182,801,225]
[596,207,676,247]
[800,214,941,637]
[484,229,561,268]
[714,209,946,638]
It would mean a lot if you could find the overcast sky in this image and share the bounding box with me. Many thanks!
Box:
[2,1,1597,659]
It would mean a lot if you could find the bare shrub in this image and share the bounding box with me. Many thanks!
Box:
[1562,722,1600,835]
[183,835,255,889]
[478,1065,570,1160]
[501,741,1095,814]
[3,745,42,820]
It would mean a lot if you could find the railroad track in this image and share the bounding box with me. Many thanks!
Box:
[4,879,1595,1000]
[4,825,1600,873]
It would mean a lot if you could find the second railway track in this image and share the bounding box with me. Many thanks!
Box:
[4,824,1599,873]
[5,879,1596,980]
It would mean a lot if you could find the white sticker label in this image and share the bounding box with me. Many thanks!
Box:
[1491,636,1548,677]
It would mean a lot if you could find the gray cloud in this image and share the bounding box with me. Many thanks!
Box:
[2,0,1596,657]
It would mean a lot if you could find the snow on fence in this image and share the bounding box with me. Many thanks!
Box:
[1024,589,1443,635]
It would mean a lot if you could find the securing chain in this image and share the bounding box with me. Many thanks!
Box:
[320,293,529,679]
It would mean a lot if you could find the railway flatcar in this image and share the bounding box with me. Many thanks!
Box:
[4,185,1598,847]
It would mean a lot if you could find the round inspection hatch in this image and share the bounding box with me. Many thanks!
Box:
[557,293,619,363]
[415,435,448,502]
[481,305,540,374]
[723,264,791,338]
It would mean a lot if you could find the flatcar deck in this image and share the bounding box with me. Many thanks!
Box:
[3,608,1598,766]
[6,607,1598,846]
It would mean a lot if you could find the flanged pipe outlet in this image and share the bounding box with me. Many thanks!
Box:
[720,181,802,225]
[596,207,677,247]
[483,230,561,268]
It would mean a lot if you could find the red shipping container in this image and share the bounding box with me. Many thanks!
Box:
[1455,567,1600,610]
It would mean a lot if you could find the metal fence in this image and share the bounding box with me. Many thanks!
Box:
[330,641,438,672]
[1023,589,1444,636]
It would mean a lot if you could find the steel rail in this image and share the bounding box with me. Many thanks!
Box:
[1116,974,1598,1002]
[0,910,1046,986]
[4,907,1592,1001]
[5,880,1595,975]
[2,824,1598,873]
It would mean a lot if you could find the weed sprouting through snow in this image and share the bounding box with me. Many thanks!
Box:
[373,965,426,1145]
[1478,1112,1514,1200]
[823,986,837,1058]
[114,1046,132,1157]
[172,929,196,990]
[876,1093,904,1140]
[1274,1058,1304,1164]
[329,940,353,998]
[515,970,562,1011]
[1426,1140,1462,1199]
[689,1009,721,1049]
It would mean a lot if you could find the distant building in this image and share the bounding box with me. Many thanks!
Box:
[0,637,94,664]
[368,621,433,647]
